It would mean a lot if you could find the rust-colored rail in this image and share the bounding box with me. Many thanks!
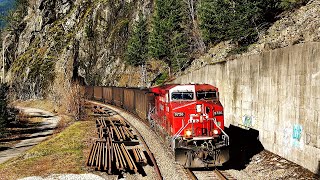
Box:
[214,169,228,180]
[185,168,197,180]
[121,116,163,180]
[186,168,236,180]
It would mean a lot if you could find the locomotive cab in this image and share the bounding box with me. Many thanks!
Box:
[149,84,229,168]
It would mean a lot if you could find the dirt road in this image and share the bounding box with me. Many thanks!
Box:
[0,107,60,164]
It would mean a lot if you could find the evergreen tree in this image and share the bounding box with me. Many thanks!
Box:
[0,83,9,133]
[125,12,148,66]
[198,0,264,45]
[149,0,189,73]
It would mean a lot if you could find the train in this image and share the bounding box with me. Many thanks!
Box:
[84,84,229,168]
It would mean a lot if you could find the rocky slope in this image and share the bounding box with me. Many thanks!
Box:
[1,0,156,99]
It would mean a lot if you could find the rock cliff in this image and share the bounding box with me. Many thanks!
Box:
[1,0,155,99]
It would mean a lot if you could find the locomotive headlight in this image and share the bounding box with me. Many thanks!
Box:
[213,129,219,135]
[196,104,202,113]
[185,129,192,137]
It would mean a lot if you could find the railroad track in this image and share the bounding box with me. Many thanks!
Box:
[186,168,236,180]
[85,102,162,179]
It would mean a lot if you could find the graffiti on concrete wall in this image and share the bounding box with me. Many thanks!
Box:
[292,124,303,148]
[242,115,255,127]
[283,124,304,154]
[293,124,302,140]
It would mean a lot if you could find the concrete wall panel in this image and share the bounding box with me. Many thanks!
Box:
[173,42,320,174]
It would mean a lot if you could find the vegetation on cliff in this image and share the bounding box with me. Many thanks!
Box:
[197,0,310,49]
[124,0,311,79]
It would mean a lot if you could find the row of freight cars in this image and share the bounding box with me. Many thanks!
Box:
[84,86,154,123]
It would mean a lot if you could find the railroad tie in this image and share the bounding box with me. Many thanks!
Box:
[138,148,148,164]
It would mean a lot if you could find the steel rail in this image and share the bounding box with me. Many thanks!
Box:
[214,169,228,180]
[120,113,163,180]
[185,168,198,180]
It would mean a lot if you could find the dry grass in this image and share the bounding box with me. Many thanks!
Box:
[17,111,44,124]
[12,99,57,114]
[0,120,96,180]
[12,97,84,135]
[54,115,75,134]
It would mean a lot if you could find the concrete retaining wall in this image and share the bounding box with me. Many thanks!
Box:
[173,42,320,174]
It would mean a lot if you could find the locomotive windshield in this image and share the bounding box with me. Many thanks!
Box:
[196,91,218,100]
[171,92,194,100]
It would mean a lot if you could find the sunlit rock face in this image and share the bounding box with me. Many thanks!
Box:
[1,0,155,98]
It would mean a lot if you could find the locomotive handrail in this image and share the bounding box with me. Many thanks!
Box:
[210,118,229,146]
[147,105,156,121]
[147,105,156,128]
[171,121,191,149]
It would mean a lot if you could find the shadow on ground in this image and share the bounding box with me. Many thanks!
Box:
[316,161,320,177]
[221,124,264,170]
[0,110,57,152]
[0,128,55,143]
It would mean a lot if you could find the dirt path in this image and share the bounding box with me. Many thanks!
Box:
[0,107,60,164]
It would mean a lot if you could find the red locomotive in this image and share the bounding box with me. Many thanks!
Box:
[85,83,229,168]
[149,84,229,168]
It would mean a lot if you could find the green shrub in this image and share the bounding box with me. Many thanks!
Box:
[154,72,169,85]
[0,0,28,30]
[279,0,309,10]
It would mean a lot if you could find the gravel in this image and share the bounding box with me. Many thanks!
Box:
[225,150,319,180]
[19,174,106,180]
[191,150,319,180]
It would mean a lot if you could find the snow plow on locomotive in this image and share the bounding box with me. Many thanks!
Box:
[149,84,229,168]
[84,84,229,168]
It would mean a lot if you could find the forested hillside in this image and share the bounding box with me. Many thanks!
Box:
[0,0,318,100]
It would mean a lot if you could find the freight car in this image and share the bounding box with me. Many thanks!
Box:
[85,86,153,122]
[84,84,229,168]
